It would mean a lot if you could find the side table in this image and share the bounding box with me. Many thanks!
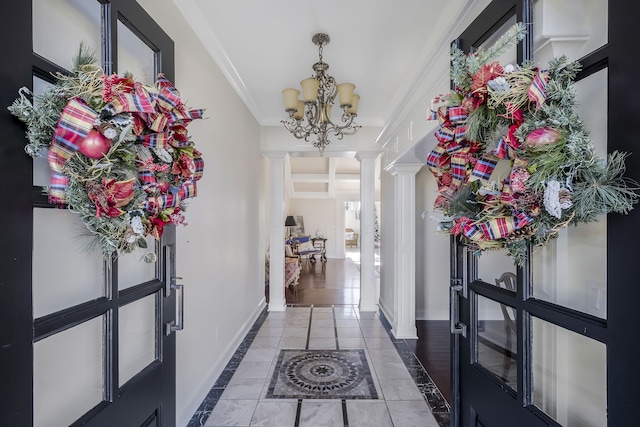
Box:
[310,237,327,263]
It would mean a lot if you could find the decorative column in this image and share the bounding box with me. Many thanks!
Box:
[388,164,422,338]
[356,152,380,312]
[265,152,288,311]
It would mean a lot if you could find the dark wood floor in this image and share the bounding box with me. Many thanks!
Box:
[285,257,360,305]
[283,256,451,403]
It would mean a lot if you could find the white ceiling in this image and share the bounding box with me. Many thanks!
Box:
[174,0,470,197]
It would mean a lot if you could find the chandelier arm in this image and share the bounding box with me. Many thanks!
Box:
[281,33,360,155]
[304,101,319,128]
[325,114,359,132]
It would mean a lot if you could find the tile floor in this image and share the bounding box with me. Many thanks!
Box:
[188,306,449,427]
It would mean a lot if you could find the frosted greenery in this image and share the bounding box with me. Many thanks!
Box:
[429,23,638,265]
[8,43,98,157]
[8,44,204,262]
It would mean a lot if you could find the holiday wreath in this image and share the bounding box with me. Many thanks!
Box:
[426,24,637,264]
[9,45,204,262]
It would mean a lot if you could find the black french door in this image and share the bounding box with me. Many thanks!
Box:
[1,1,180,426]
[450,1,640,426]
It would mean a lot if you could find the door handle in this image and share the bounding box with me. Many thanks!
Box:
[450,279,467,337]
[165,282,184,335]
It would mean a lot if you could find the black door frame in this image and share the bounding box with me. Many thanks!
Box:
[0,1,179,425]
[607,1,640,425]
[451,0,640,426]
[0,2,34,425]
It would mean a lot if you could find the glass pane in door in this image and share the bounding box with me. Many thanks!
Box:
[476,250,517,288]
[119,293,158,386]
[478,15,517,63]
[33,208,105,317]
[33,316,104,427]
[33,0,101,69]
[532,317,606,427]
[32,76,54,186]
[475,294,517,389]
[532,0,607,64]
[117,20,156,84]
[531,69,608,319]
[117,235,158,290]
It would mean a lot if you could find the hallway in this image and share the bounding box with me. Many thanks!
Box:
[189,257,449,427]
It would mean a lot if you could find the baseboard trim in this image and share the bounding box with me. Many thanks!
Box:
[179,298,267,426]
[378,299,394,326]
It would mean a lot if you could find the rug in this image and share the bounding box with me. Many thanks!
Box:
[266,349,378,399]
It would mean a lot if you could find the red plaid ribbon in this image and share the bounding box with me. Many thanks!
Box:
[478,217,516,240]
[462,222,483,241]
[47,98,99,203]
[527,69,549,109]
[177,181,197,199]
[139,132,171,149]
[193,153,205,181]
[470,155,497,182]
[427,105,478,196]
[104,83,156,116]
[138,168,157,193]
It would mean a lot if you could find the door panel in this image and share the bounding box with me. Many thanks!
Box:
[475,294,517,390]
[452,1,614,426]
[476,250,516,286]
[531,68,609,319]
[531,317,607,427]
[32,0,102,67]
[33,208,105,317]
[33,316,105,427]
[117,19,157,85]
[118,293,159,386]
[26,1,179,426]
[117,236,159,290]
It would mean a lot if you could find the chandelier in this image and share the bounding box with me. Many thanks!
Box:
[281,33,361,156]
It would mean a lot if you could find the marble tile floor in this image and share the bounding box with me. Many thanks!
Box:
[188,305,450,427]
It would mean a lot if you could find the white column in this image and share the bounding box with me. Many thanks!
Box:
[265,152,288,311]
[388,164,422,338]
[356,152,380,312]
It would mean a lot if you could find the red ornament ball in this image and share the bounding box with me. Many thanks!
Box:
[78,129,112,159]
[157,180,170,193]
[524,127,562,147]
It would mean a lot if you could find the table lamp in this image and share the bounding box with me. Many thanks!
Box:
[285,216,297,240]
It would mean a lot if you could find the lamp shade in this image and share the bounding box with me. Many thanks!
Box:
[293,100,305,120]
[285,216,297,226]
[336,83,355,107]
[300,78,320,102]
[282,88,300,110]
[347,94,360,114]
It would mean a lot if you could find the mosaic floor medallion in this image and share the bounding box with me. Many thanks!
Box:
[266,350,378,399]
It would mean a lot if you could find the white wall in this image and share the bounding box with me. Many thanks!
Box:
[288,198,341,258]
[377,0,492,325]
[415,164,450,320]
[139,2,267,425]
[378,169,395,322]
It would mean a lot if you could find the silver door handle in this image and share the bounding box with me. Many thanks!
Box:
[166,283,184,335]
[450,282,467,337]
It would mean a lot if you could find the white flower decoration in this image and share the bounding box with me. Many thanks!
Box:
[131,216,144,235]
[544,180,573,219]
[153,148,173,163]
[487,76,510,92]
